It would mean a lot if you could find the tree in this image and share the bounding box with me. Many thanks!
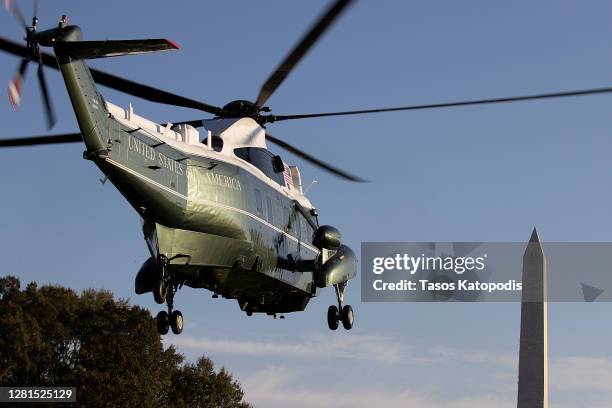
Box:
[0,276,251,408]
[168,357,250,408]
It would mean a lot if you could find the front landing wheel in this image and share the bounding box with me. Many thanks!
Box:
[327,305,339,330]
[156,311,169,335]
[341,305,354,330]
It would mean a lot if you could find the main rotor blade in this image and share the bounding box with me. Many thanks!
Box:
[0,37,223,115]
[0,132,81,147]
[265,132,364,182]
[255,0,354,107]
[37,63,56,129]
[169,119,204,128]
[272,86,612,121]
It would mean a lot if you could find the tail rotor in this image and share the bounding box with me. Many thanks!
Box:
[4,0,56,129]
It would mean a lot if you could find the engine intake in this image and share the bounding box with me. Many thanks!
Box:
[313,225,341,250]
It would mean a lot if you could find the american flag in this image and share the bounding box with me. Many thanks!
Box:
[283,163,293,190]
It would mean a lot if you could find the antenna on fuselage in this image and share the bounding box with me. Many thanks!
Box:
[304,179,318,195]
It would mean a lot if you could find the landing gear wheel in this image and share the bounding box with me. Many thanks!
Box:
[153,280,167,304]
[327,305,339,330]
[170,310,183,335]
[156,311,169,335]
[341,305,354,330]
[156,255,186,334]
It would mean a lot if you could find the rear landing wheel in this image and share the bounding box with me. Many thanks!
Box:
[170,310,183,335]
[327,305,339,330]
[341,305,354,330]
[156,311,169,335]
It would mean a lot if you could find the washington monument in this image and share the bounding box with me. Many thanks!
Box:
[517,228,548,408]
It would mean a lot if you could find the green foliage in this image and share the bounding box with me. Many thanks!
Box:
[167,357,250,408]
[0,276,251,408]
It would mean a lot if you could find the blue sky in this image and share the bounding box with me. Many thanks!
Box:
[2,1,612,406]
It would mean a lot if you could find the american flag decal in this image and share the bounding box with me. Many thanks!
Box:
[283,163,293,189]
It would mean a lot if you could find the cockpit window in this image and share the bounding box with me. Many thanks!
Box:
[234,147,285,186]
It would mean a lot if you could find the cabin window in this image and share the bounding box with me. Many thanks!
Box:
[294,211,302,240]
[234,147,285,186]
[255,189,263,214]
[283,206,291,232]
[304,223,311,243]
[266,196,273,223]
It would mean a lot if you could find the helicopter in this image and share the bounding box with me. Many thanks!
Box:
[3,0,612,335]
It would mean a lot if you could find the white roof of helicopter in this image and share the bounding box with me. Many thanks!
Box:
[201,117,267,149]
[106,101,314,209]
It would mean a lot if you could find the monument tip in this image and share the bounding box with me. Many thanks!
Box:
[529,227,540,244]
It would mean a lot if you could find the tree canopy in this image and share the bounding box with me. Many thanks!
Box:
[0,275,251,408]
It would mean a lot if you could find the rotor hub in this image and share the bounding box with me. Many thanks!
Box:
[220,100,262,120]
[219,100,276,124]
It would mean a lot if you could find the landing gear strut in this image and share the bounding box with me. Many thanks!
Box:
[153,255,168,304]
[327,281,354,331]
[154,255,184,335]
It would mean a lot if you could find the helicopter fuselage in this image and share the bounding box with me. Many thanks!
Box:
[51,26,326,314]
